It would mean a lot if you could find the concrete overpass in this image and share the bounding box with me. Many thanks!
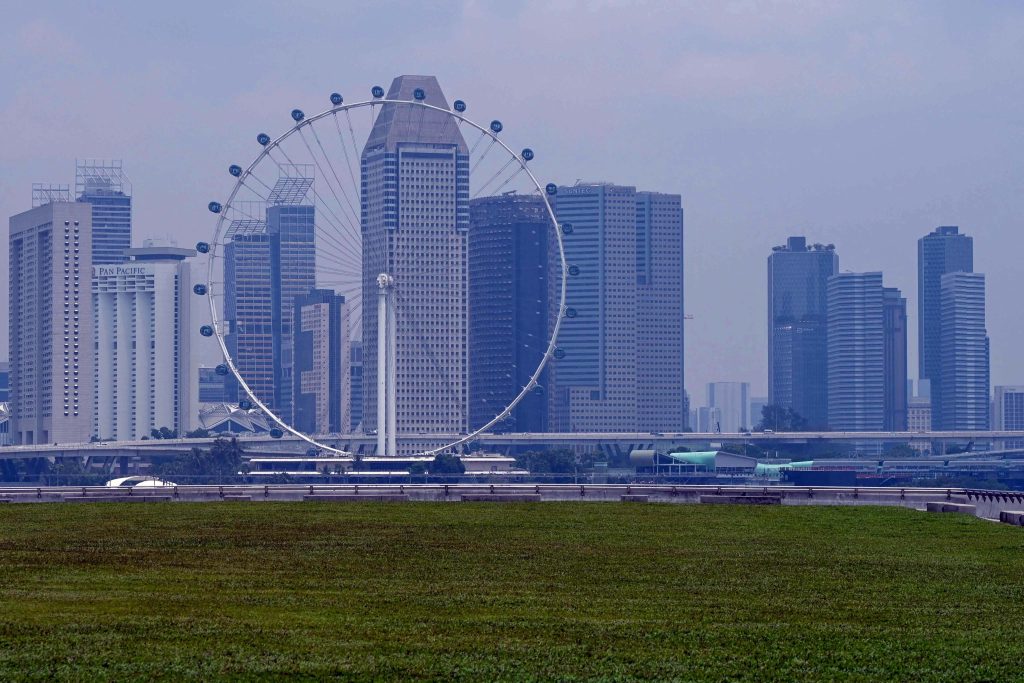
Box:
[1,430,1023,461]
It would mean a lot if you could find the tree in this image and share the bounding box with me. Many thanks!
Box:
[185,428,210,438]
[155,438,243,477]
[755,405,808,431]
[429,453,465,475]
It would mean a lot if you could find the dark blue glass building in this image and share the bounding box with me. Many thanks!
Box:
[468,193,550,432]
[267,177,316,424]
[76,160,131,265]
[768,236,837,430]
[224,220,274,408]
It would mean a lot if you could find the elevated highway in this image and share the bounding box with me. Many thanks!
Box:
[2,430,1023,461]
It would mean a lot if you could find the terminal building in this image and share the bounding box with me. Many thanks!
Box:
[92,243,195,440]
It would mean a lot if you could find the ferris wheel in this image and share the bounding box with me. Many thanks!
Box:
[195,79,569,456]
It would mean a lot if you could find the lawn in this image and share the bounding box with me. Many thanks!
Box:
[0,502,1021,681]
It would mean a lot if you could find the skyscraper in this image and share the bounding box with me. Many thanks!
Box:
[548,183,685,432]
[223,219,274,408]
[267,174,316,423]
[768,237,837,429]
[918,226,973,395]
[0,361,9,403]
[707,382,751,433]
[635,191,686,432]
[293,289,350,435]
[361,75,469,448]
[937,272,989,430]
[92,244,194,440]
[549,183,638,432]
[883,287,909,431]
[826,272,906,433]
[468,193,550,432]
[349,341,363,432]
[198,367,228,404]
[9,199,94,444]
[994,386,1024,448]
[76,160,132,265]
[827,272,884,432]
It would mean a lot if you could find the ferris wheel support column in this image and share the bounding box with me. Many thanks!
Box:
[376,273,396,456]
[386,291,397,458]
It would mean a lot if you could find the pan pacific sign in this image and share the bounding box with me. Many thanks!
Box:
[94,265,152,277]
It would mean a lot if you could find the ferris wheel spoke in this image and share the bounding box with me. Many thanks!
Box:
[312,198,362,258]
[472,158,518,199]
[330,112,362,199]
[467,128,488,157]
[470,138,497,175]
[297,126,361,229]
[313,210,362,262]
[316,247,361,273]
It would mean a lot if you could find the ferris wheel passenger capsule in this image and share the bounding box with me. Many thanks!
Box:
[208,202,222,214]
[239,399,252,410]
[215,364,229,376]
[229,165,242,177]
[291,109,304,122]
[257,133,271,146]
[490,120,503,133]
[561,223,574,235]
[199,325,214,337]
[413,88,426,100]
[521,148,534,161]
[554,348,566,360]
[568,265,580,276]
[545,183,558,195]
[192,284,207,296]
[453,99,466,112]
[371,85,385,98]
[330,92,343,105]
[269,428,284,439]
[196,242,210,253]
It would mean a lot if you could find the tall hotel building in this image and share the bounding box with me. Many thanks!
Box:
[768,237,837,430]
[361,75,469,444]
[8,197,94,444]
[549,183,684,432]
[468,193,550,432]
[92,244,195,440]
[937,272,989,430]
[76,160,132,265]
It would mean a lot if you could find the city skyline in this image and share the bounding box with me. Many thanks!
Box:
[1,3,1022,396]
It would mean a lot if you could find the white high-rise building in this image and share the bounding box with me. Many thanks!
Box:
[9,197,94,444]
[92,243,195,440]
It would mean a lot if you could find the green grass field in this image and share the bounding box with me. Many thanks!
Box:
[0,502,1022,681]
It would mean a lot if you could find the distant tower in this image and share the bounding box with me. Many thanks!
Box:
[223,218,274,408]
[827,272,885,432]
[918,226,972,397]
[92,244,195,440]
[361,75,469,453]
[9,197,94,444]
[635,191,685,432]
[292,289,350,435]
[707,382,751,433]
[468,193,550,432]
[76,160,132,265]
[882,287,909,431]
[267,171,316,424]
[937,272,989,430]
[768,237,837,429]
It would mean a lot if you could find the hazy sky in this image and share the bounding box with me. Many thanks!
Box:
[2,1,1022,401]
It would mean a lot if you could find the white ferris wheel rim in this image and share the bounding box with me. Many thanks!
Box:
[203,95,569,457]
